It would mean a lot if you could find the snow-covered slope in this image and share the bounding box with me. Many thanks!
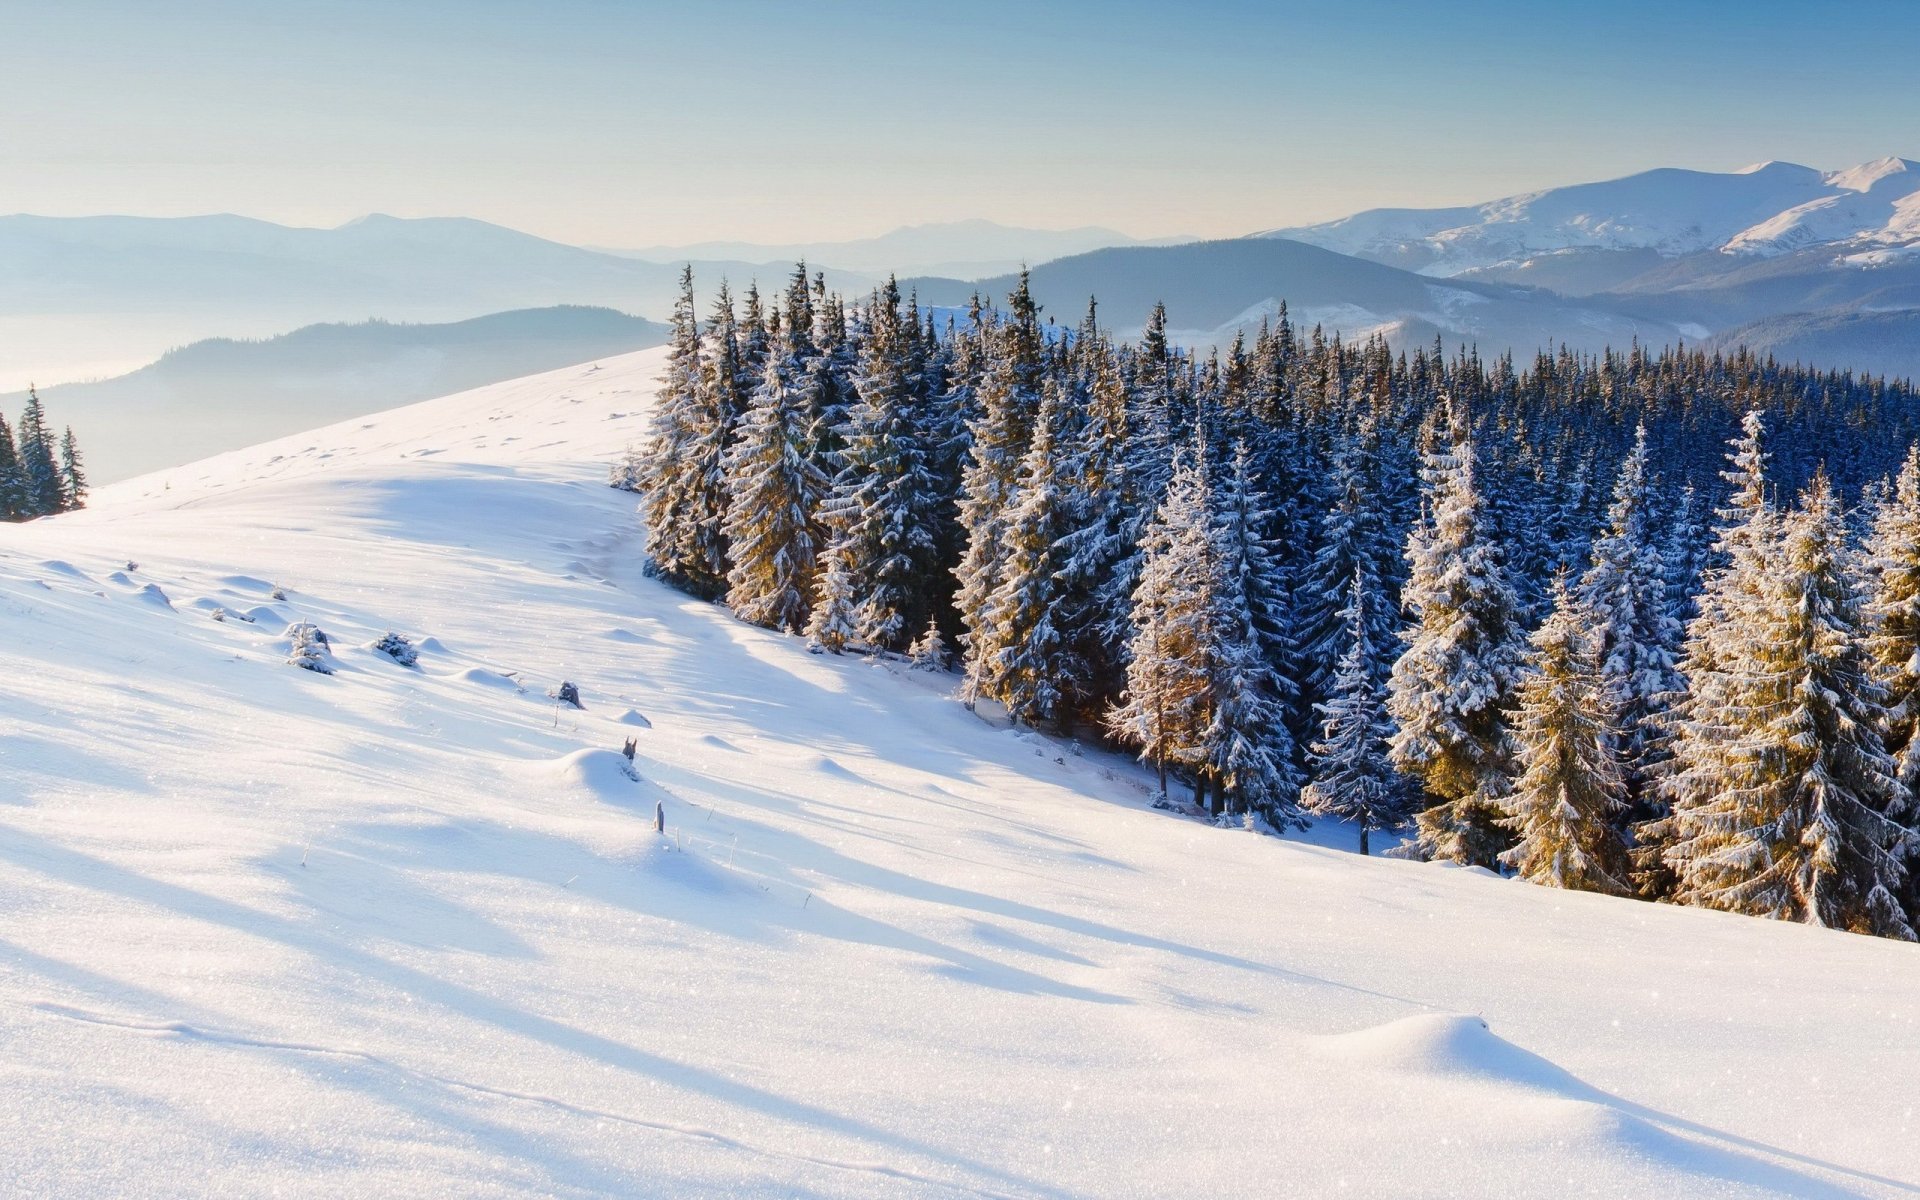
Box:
[3,350,1917,1198]
[1266,158,1920,276]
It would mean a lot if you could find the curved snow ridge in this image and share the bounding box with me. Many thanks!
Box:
[1316,1014,1905,1197]
[29,1001,1028,1200]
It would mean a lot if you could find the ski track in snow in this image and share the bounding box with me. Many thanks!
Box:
[2,348,1918,1198]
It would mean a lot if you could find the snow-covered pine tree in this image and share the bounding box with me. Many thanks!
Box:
[954,275,1043,706]
[1578,424,1681,812]
[1109,445,1217,803]
[1299,416,1399,710]
[1387,406,1526,868]
[1499,573,1635,895]
[833,278,941,651]
[1645,410,1778,896]
[722,332,831,634]
[1205,441,1304,825]
[1662,483,1710,624]
[1302,570,1408,853]
[978,380,1076,727]
[639,266,730,596]
[0,412,27,522]
[1053,334,1139,715]
[1864,444,1920,804]
[56,427,85,512]
[908,614,949,671]
[1661,471,1914,937]
[15,389,61,518]
[805,536,860,655]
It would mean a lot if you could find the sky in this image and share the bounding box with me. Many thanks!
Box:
[4,0,1918,247]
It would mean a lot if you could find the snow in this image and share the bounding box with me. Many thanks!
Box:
[3,349,1919,1196]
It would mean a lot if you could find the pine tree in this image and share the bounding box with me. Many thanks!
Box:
[15,389,61,518]
[1302,571,1408,853]
[1388,409,1526,868]
[1662,470,1915,938]
[805,537,860,654]
[1109,446,1218,803]
[0,412,27,521]
[1578,424,1681,810]
[722,336,831,633]
[1206,441,1304,825]
[908,615,950,671]
[978,381,1075,727]
[833,278,942,651]
[55,427,85,512]
[1864,444,1920,803]
[640,266,732,596]
[1499,575,1635,895]
[955,276,1043,705]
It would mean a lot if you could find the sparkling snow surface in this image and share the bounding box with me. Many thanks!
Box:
[3,349,1917,1198]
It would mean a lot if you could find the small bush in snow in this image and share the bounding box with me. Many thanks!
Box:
[285,622,333,674]
[370,631,419,668]
[551,680,583,708]
[270,587,287,601]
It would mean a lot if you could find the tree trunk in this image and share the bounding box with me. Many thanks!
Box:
[1359,826,1370,856]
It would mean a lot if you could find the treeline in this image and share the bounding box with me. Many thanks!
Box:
[1,388,87,521]
[623,263,1920,940]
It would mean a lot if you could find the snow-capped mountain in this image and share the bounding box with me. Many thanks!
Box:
[1264,157,1920,276]
[6,351,1918,1195]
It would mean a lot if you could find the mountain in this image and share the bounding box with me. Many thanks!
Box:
[907,237,1689,353]
[7,306,667,483]
[2,347,1914,1195]
[1262,158,1920,277]
[606,218,1194,280]
[0,213,871,388]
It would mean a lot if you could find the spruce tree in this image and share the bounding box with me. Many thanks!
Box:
[805,537,860,655]
[56,427,85,512]
[1109,446,1217,804]
[1578,424,1681,811]
[15,389,60,518]
[640,266,731,596]
[1499,574,1635,895]
[1206,441,1304,824]
[1863,444,1920,802]
[0,412,27,522]
[1663,471,1915,938]
[834,278,942,651]
[978,381,1075,727]
[1302,571,1407,853]
[1388,409,1526,868]
[722,337,831,633]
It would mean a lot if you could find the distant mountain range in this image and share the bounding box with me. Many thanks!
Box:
[6,160,1916,443]
[0,213,871,389]
[8,307,666,483]
[602,219,1194,279]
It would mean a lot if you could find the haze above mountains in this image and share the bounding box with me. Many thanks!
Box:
[12,156,1918,483]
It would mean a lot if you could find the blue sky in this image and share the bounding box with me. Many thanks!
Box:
[3,0,1915,245]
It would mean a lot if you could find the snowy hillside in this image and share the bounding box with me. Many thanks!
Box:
[4,349,1919,1197]
[1266,158,1920,276]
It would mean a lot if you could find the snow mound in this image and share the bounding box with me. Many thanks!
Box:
[449,665,521,691]
[1320,1013,1584,1095]
[541,748,642,798]
[614,708,652,727]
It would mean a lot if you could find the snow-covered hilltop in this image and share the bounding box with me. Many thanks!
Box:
[1264,157,1920,275]
[2,351,1918,1196]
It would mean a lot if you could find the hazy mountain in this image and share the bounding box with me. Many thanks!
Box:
[1701,309,1920,383]
[906,237,1687,354]
[0,213,870,387]
[606,218,1193,280]
[8,306,667,483]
